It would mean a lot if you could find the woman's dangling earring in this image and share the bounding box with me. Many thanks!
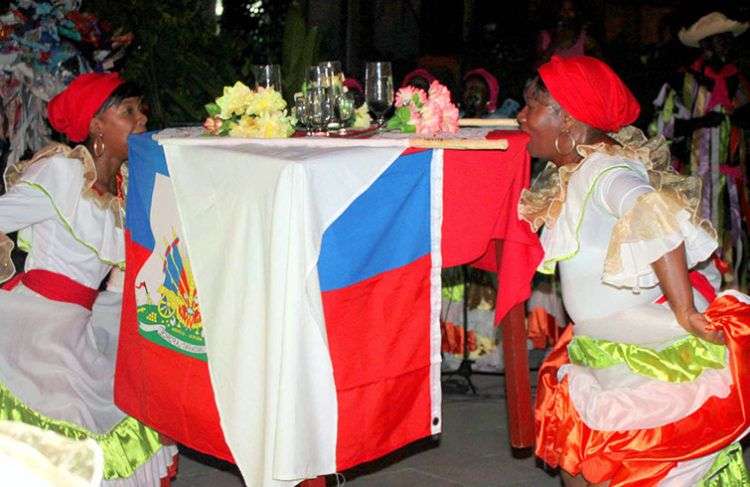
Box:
[93,134,105,158]
[554,130,577,156]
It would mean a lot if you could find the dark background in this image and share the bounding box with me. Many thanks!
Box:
[25,0,750,129]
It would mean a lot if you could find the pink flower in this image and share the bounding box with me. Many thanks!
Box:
[427,81,452,109]
[441,103,459,133]
[203,116,223,135]
[395,86,428,107]
[415,100,442,136]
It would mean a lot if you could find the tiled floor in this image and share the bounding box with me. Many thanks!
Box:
[171,370,750,486]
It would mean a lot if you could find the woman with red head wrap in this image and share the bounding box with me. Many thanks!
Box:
[461,68,500,118]
[518,56,750,485]
[0,73,179,485]
[400,68,437,92]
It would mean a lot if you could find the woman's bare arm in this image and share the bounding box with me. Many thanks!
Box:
[651,243,724,344]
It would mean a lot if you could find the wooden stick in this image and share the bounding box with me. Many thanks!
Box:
[458,118,519,128]
[408,137,509,150]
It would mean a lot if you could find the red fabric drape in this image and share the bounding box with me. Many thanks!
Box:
[441,130,543,323]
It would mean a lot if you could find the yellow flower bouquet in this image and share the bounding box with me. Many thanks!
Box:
[203,81,296,138]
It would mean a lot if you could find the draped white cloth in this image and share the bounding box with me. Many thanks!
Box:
[159,137,411,486]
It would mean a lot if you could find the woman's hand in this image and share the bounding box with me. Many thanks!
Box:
[675,308,725,345]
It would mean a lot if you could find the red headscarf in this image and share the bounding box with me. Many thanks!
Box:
[47,72,124,142]
[538,56,640,132]
[401,68,437,88]
[464,68,500,113]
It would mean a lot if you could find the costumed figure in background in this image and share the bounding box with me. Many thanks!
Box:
[520,55,750,486]
[0,0,132,192]
[400,68,437,92]
[535,0,600,67]
[0,72,178,485]
[460,68,521,120]
[649,12,750,287]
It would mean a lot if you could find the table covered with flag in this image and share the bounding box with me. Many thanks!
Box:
[115,128,542,486]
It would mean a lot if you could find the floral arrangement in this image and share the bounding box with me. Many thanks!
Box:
[203,81,296,138]
[351,103,372,129]
[386,80,459,136]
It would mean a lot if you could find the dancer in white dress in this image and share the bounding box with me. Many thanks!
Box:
[0,72,178,486]
[518,55,750,486]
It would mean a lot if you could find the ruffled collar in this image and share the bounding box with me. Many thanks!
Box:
[518,126,671,231]
[4,143,125,228]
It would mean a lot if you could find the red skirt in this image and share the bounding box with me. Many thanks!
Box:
[535,294,750,486]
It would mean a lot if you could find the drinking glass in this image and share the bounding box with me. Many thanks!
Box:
[319,61,344,129]
[306,86,334,134]
[308,65,332,88]
[365,62,393,127]
[294,93,311,135]
[318,61,343,81]
[336,91,355,132]
[252,64,282,92]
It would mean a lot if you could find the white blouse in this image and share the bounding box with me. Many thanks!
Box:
[0,155,123,289]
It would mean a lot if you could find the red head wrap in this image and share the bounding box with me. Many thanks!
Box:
[538,56,640,132]
[401,68,437,88]
[464,68,500,113]
[47,72,124,143]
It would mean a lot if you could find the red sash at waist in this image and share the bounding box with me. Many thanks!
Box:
[2,269,98,310]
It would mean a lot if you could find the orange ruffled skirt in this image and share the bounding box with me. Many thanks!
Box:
[535,294,750,486]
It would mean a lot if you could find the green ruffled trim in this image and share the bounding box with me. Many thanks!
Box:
[697,443,750,486]
[568,334,726,383]
[0,381,163,479]
[19,181,125,270]
[17,234,31,253]
[538,165,631,275]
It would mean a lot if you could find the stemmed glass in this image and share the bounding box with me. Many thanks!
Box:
[319,61,344,129]
[252,64,282,92]
[365,62,394,128]
[306,66,335,134]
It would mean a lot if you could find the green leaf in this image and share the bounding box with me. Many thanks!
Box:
[205,102,221,117]
[218,121,233,136]
[395,106,412,123]
[386,117,402,130]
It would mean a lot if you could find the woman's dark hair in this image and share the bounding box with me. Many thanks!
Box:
[524,75,549,99]
[95,81,144,116]
[524,75,562,112]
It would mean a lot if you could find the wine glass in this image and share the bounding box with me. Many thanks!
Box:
[307,66,336,134]
[365,62,394,128]
[252,64,282,92]
[319,61,344,129]
[308,65,332,88]
[318,61,343,81]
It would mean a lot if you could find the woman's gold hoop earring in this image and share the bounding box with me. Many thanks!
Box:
[554,131,576,156]
[93,135,105,158]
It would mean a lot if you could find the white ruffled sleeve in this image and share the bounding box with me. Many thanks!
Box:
[0,182,57,234]
[596,169,718,289]
[0,173,60,283]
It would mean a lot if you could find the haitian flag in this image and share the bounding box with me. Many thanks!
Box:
[116,132,442,486]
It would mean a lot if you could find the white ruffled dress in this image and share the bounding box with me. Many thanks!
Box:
[0,144,178,486]
[524,128,750,485]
